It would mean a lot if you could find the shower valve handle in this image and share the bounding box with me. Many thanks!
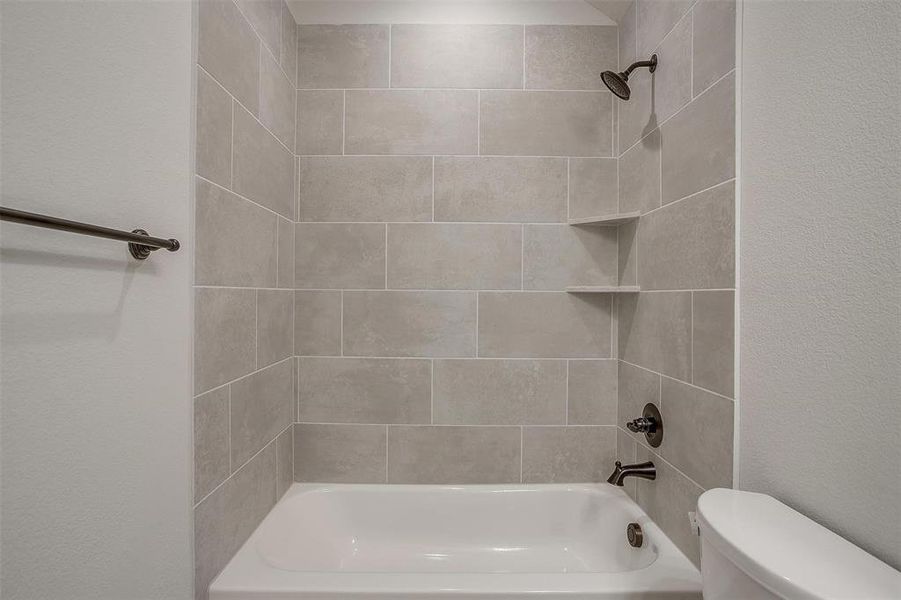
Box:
[626,416,657,434]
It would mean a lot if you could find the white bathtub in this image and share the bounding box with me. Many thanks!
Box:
[210,483,701,599]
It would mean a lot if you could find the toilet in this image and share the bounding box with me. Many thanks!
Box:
[697,488,901,599]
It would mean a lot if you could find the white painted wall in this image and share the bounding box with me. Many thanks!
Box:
[739,0,901,569]
[0,1,194,597]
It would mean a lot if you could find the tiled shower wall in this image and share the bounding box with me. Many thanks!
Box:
[614,0,737,565]
[292,24,624,485]
[192,1,297,597]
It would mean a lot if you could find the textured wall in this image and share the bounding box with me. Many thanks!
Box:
[739,0,901,569]
[0,1,193,597]
[614,0,737,566]
[192,1,298,597]
[292,23,623,485]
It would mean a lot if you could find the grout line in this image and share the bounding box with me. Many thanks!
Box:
[195,174,292,221]
[566,158,571,220]
[295,356,616,362]
[690,291,695,384]
[340,290,344,356]
[342,90,346,155]
[619,358,735,401]
[194,428,280,509]
[296,153,612,159]
[430,359,435,425]
[254,290,259,369]
[519,426,524,483]
[520,225,525,290]
[565,360,570,425]
[227,386,232,474]
[521,25,526,89]
[384,425,389,483]
[642,178,736,219]
[431,156,435,222]
[387,25,392,88]
[384,223,389,288]
[200,285,732,293]
[475,293,480,357]
[476,90,481,155]
[194,356,295,399]
[292,87,615,93]
[297,421,618,429]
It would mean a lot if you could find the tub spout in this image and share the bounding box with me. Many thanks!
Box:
[606,461,656,486]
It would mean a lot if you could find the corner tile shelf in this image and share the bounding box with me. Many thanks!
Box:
[566,286,641,293]
[567,211,641,226]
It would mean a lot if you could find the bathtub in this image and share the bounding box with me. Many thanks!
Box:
[210,483,702,599]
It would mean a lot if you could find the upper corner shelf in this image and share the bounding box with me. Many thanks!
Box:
[568,211,641,226]
[566,286,641,293]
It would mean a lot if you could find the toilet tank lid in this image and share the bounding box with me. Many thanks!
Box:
[697,489,901,600]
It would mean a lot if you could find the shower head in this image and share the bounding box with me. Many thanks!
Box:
[600,54,658,101]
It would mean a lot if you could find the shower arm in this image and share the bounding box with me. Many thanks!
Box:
[622,58,657,77]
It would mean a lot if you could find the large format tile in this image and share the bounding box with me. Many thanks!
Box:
[277,217,294,288]
[280,2,297,85]
[195,178,277,287]
[433,359,566,425]
[638,181,735,290]
[525,25,616,90]
[295,223,386,289]
[523,225,617,290]
[618,360,661,446]
[617,69,653,155]
[617,427,639,500]
[297,25,388,88]
[196,68,232,187]
[387,224,522,290]
[618,220,638,286]
[478,292,612,358]
[522,426,616,482]
[692,0,736,95]
[294,290,341,356]
[194,443,276,600]
[637,0,693,55]
[692,290,735,397]
[257,289,293,367]
[652,12,692,124]
[660,377,734,489]
[387,426,521,484]
[618,292,691,380]
[197,0,259,114]
[236,0,280,56]
[293,423,386,483]
[567,360,617,425]
[618,129,660,214]
[345,90,478,155]
[260,49,295,148]
[195,288,256,393]
[295,90,343,155]
[391,25,523,89]
[660,73,735,204]
[343,291,477,357]
[568,158,618,220]
[233,104,295,218]
[434,157,566,223]
[480,91,612,157]
[194,387,230,502]
[619,1,637,69]
[298,357,431,424]
[298,156,432,222]
[276,426,293,499]
[230,359,294,469]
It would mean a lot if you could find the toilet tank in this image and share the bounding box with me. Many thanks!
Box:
[697,489,901,600]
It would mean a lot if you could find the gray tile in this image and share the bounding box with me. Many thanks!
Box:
[195,178,278,287]
[260,49,295,149]
[522,426,616,483]
[618,220,638,286]
[295,90,343,155]
[198,0,260,114]
[276,426,293,499]
[294,290,341,356]
[233,104,295,218]
[194,442,275,600]
[525,25,617,90]
[660,72,735,204]
[652,12,692,124]
[195,288,256,394]
[280,2,297,85]
[298,156,432,222]
[434,157,567,223]
[617,360,660,446]
[692,290,734,397]
[277,217,294,289]
[433,359,566,425]
[638,181,735,289]
[298,25,388,89]
[523,225,618,290]
[619,1,637,69]
[257,289,293,367]
[617,69,653,154]
[692,0,736,95]
[295,223,386,289]
[567,360,617,425]
[343,291,477,357]
[637,0,692,55]
[294,423,386,483]
[391,25,523,89]
[230,359,294,468]
[298,357,431,424]
[345,90,478,155]
[619,128,660,214]
[616,427,638,500]
[618,292,691,380]
[568,158,618,220]
[635,446,703,566]
[480,91,612,157]
[237,0,280,56]
[478,292,612,358]
[387,425,521,484]
[387,224,522,290]
[196,68,232,187]
[194,387,230,502]
[660,377,733,489]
